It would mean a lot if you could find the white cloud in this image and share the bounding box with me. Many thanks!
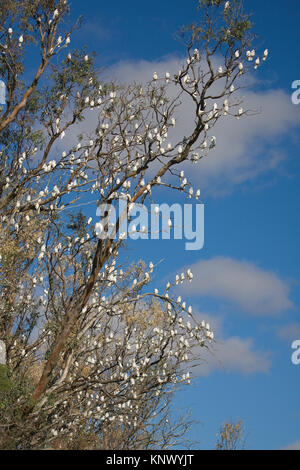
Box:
[56,56,300,198]
[106,57,300,195]
[180,257,293,315]
[191,313,270,375]
[193,88,298,195]
[106,56,181,84]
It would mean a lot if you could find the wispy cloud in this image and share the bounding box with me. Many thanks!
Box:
[55,56,300,198]
[179,257,293,315]
[278,323,300,342]
[192,313,271,375]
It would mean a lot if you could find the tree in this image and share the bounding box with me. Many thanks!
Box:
[0,0,267,449]
[216,420,247,450]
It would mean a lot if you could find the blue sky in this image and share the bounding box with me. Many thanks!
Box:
[66,0,300,449]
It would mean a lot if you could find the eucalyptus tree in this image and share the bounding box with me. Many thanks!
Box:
[0,0,267,449]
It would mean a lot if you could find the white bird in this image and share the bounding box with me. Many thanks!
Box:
[0,80,6,105]
[254,57,260,69]
[192,153,199,163]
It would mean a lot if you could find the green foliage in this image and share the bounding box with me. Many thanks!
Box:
[0,365,41,449]
[0,365,12,394]
[67,210,88,237]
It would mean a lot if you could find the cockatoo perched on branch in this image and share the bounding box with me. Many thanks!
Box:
[0,81,6,105]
